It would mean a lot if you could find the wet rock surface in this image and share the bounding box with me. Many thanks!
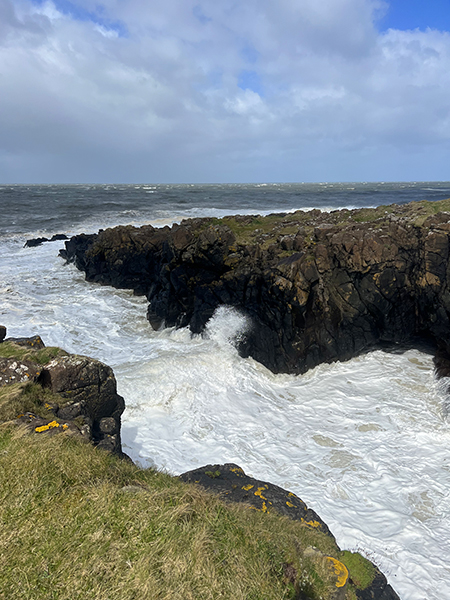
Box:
[60,199,450,376]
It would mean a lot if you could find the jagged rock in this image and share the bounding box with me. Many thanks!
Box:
[0,325,6,343]
[0,358,42,387]
[60,200,450,375]
[180,463,400,600]
[38,354,125,454]
[24,236,49,247]
[24,234,68,248]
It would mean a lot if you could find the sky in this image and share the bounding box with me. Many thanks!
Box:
[1,0,450,183]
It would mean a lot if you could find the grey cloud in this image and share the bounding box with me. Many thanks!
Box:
[1,0,450,183]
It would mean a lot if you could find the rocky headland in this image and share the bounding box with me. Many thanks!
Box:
[61,198,450,376]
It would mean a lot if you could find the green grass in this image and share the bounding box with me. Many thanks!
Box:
[199,198,450,250]
[0,341,67,365]
[0,426,359,600]
[0,382,63,422]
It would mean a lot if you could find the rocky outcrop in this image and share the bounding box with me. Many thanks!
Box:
[60,199,450,374]
[0,328,125,455]
[38,354,125,453]
[0,357,42,386]
[24,234,68,247]
[180,462,333,537]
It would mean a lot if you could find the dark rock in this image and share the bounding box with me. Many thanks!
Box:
[59,201,450,377]
[38,354,125,454]
[0,358,42,387]
[0,325,6,343]
[179,463,334,538]
[24,234,68,247]
[355,569,400,600]
[180,463,400,600]
[24,237,48,247]
[5,335,46,350]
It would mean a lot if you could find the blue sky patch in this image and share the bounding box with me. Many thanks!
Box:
[380,0,450,32]
[238,70,263,95]
[30,0,128,37]
[193,4,211,25]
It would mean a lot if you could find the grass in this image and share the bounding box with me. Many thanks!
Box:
[0,425,354,600]
[0,342,378,600]
[196,197,450,251]
[0,341,67,365]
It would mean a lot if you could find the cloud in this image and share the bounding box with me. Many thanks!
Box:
[0,0,449,182]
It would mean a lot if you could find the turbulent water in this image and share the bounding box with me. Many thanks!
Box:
[2,182,450,600]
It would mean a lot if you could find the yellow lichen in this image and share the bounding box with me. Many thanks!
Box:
[242,484,254,491]
[326,557,349,588]
[229,466,244,476]
[286,501,295,508]
[254,486,268,500]
[35,420,60,433]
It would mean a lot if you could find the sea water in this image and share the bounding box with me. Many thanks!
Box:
[1,182,450,599]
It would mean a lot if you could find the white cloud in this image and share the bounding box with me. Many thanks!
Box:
[0,0,449,182]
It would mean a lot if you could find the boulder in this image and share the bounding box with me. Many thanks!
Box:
[0,325,6,343]
[5,335,45,350]
[38,354,125,454]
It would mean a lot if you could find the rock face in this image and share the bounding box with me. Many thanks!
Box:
[38,355,125,453]
[180,462,333,537]
[0,329,125,455]
[61,199,450,374]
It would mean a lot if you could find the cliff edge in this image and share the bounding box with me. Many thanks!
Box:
[61,198,450,375]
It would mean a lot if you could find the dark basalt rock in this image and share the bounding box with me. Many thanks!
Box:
[60,200,450,376]
[0,328,125,456]
[38,354,125,455]
[6,335,46,349]
[24,234,68,248]
[0,325,6,343]
[24,236,49,247]
[180,462,333,537]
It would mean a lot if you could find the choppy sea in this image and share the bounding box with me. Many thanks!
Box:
[2,182,450,600]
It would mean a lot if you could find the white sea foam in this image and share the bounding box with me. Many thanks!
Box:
[1,234,450,600]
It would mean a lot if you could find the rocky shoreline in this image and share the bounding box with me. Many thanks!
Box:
[59,198,450,378]
[0,329,125,455]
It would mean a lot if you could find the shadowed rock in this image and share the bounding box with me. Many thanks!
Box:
[38,354,125,454]
[60,199,450,376]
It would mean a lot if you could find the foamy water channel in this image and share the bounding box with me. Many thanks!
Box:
[1,237,450,600]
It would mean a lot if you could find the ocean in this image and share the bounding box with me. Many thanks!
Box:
[2,182,450,600]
